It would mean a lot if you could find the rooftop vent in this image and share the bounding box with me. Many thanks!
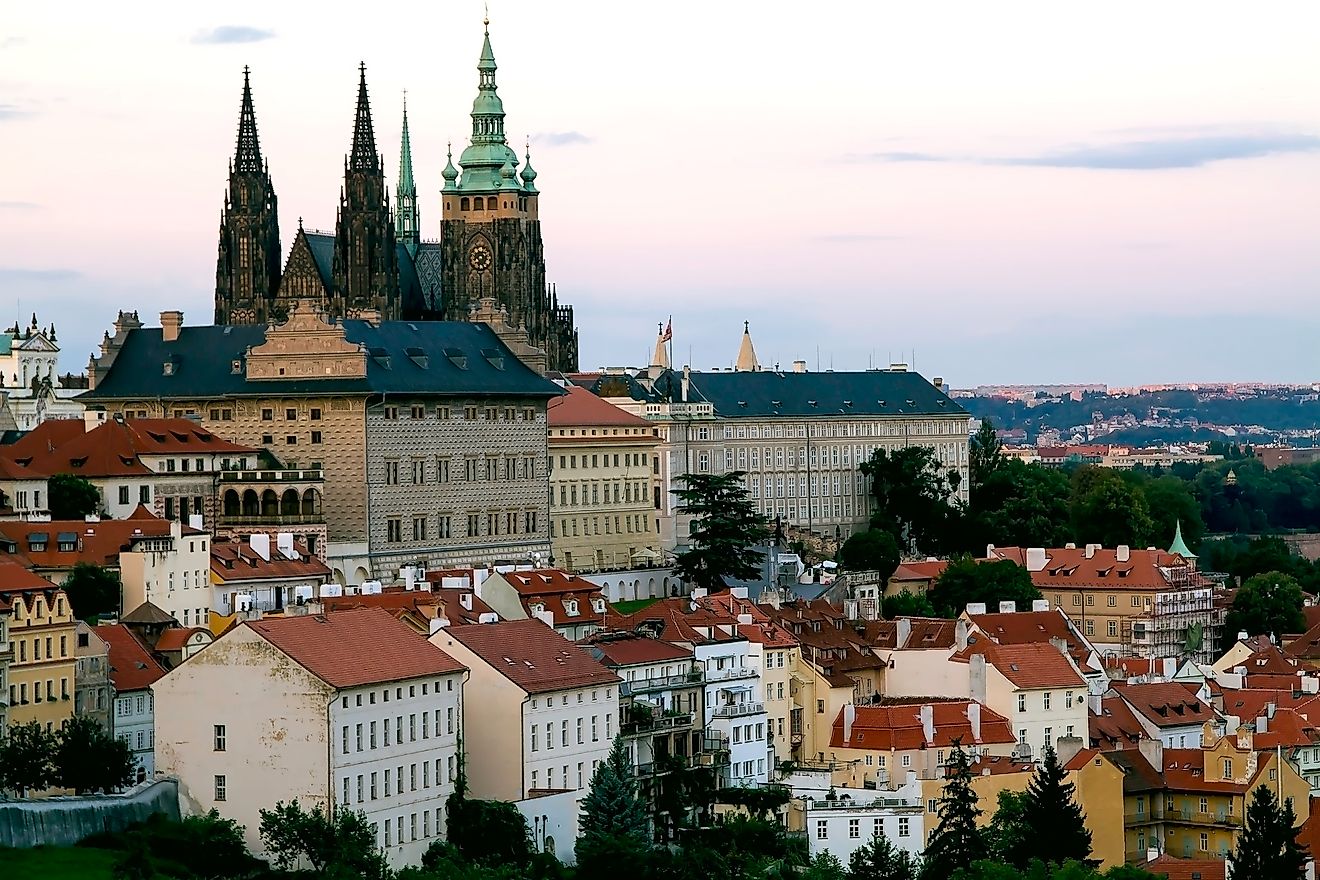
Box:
[368,347,391,369]
[480,348,505,370]
[443,347,468,370]
[405,346,429,369]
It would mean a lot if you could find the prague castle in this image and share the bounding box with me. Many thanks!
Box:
[213,23,579,372]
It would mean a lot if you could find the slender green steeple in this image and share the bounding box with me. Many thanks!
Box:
[520,142,538,193]
[350,63,380,172]
[396,92,419,252]
[1168,520,1197,560]
[457,17,520,192]
[442,142,459,191]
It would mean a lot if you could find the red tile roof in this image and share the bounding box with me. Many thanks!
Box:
[1161,748,1245,793]
[1090,695,1148,750]
[967,609,1086,655]
[154,627,208,652]
[1221,689,1320,719]
[440,618,620,694]
[579,630,695,666]
[961,754,1035,776]
[1063,748,1101,771]
[19,418,254,478]
[953,642,1086,689]
[0,557,59,592]
[0,454,48,480]
[890,561,947,582]
[830,699,1015,750]
[95,623,168,692]
[210,536,330,583]
[1142,854,1226,880]
[989,545,1201,591]
[1251,707,1320,750]
[1236,643,1314,674]
[1119,682,1214,729]
[1285,621,1320,660]
[547,386,652,428]
[2,419,86,461]
[246,607,465,689]
[0,513,202,570]
[319,586,498,628]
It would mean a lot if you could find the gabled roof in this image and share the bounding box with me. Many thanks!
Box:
[0,454,48,480]
[1143,854,1226,880]
[210,536,330,583]
[953,642,1086,689]
[547,386,652,428]
[502,569,603,596]
[1161,748,1245,794]
[247,607,465,689]
[0,557,59,593]
[890,561,947,582]
[1237,642,1313,674]
[121,601,176,625]
[95,623,168,692]
[1,418,86,461]
[441,618,620,694]
[0,514,201,569]
[989,545,1200,591]
[1119,682,1214,729]
[81,319,561,401]
[1106,748,1165,793]
[155,626,210,652]
[579,630,695,667]
[830,699,1014,751]
[20,418,255,477]
[1090,695,1148,749]
[663,368,967,419]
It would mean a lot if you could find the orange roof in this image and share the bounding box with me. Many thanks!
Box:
[1221,689,1320,719]
[953,641,1085,689]
[579,630,695,666]
[210,536,330,583]
[0,557,59,592]
[247,607,466,689]
[1251,707,1320,749]
[990,545,1197,591]
[547,386,652,428]
[1285,621,1320,660]
[95,623,168,692]
[502,569,604,597]
[154,627,208,652]
[1118,682,1214,729]
[20,418,255,477]
[1090,695,1148,749]
[830,699,1014,750]
[1236,643,1313,674]
[441,618,621,694]
[890,561,947,582]
[1143,854,1226,880]
[0,454,48,480]
[962,754,1035,776]
[2,419,86,460]
[1063,748,1101,771]
[1161,748,1245,793]
[0,513,202,569]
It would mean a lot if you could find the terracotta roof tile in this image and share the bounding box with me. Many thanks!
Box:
[0,512,203,570]
[952,641,1086,689]
[989,545,1201,591]
[154,627,208,651]
[210,536,330,583]
[830,699,1015,750]
[1090,695,1148,749]
[247,607,465,689]
[1142,854,1226,880]
[1119,682,1214,729]
[0,454,48,480]
[22,418,255,478]
[1285,621,1320,660]
[547,386,653,428]
[440,618,620,694]
[890,561,947,581]
[0,557,59,592]
[95,623,168,692]
[2,419,86,461]
[1161,748,1245,793]
[579,631,695,666]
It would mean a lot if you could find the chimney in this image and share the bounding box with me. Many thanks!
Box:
[1025,548,1047,572]
[459,593,472,611]
[1255,715,1268,734]
[1049,636,1069,656]
[933,377,943,390]
[969,653,987,705]
[985,544,995,557]
[1268,701,1277,718]
[998,600,1016,614]
[160,310,183,343]
[1055,734,1084,767]
[1085,544,1100,559]
[955,618,969,651]
[896,617,912,648]
[919,704,934,745]
[277,532,295,560]
[1116,545,1130,563]
[1146,848,1159,863]
[843,703,856,744]
[966,602,987,616]
[792,360,807,373]
[1137,737,1163,770]
[681,365,690,402]
[730,586,749,600]
[967,701,981,741]
[1089,693,1103,715]
[1032,599,1050,612]
[1237,630,1249,642]
[248,533,270,562]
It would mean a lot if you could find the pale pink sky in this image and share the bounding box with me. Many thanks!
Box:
[3,1,1319,384]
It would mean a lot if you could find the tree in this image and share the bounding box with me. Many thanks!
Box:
[53,714,136,794]
[62,563,122,621]
[258,800,389,880]
[1013,745,1092,868]
[48,473,103,519]
[1231,786,1307,879]
[112,837,157,880]
[1069,470,1154,548]
[882,590,937,619]
[920,742,986,879]
[847,830,920,880]
[838,529,900,578]
[861,446,962,555]
[984,790,1029,863]
[673,472,769,591]
[804,851,846,880]
[576,737,651,880]
[1140,476,1205,552]
[927,557,1041,619]
[969,420,1004,494]
[1224,571,1306,639]
[967,460,1073,550]
[446,737,536,870]
[0,720,56,796]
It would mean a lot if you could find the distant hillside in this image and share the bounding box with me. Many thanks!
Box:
[1094,425,1235,446]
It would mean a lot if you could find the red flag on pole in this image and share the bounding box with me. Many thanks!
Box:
[660,319,672,343]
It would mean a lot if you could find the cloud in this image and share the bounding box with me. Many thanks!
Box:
[0,201,39,211]
[853,132,1320,170]
[813,234,907,243]
[191,26,276,45]
[531,131,592,147]
[0,268,81,283]
[0,104,32,121]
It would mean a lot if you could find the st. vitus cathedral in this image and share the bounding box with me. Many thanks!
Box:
[213,24,579,371]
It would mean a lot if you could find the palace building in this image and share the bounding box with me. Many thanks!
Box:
[213,23,579,372]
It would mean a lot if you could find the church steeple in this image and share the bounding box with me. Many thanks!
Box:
[735,321,760,372]
[215,66,281,325]
[456,19,520,192]
[349,63,380,173]
[396,93,420,254]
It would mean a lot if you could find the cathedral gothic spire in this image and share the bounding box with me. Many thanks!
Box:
[214,66,282,325]
[332,63,400,318]
[396,93,420,255]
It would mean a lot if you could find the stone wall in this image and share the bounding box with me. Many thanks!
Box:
[0,778,179,848]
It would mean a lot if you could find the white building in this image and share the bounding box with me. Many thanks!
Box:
[153,607,466,869]
[209,533,331,616]
[0,317,85,431]
[804,773,926,866]
[962,641,1089,759]
[431,618,619,802]
[96,623,167,782]
[694,634,770,786]
[119,517,212,627]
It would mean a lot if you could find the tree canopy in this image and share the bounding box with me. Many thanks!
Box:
[54,715,136,795]
[1011,745,1092,868]
[575,737,651,880]
[1069,470,1154,549]
[0,720,56,796]
[927,557,1041,619]
[672,472,769,591]
[969,419,1004,494]
[1224,571,1306,639]
[861,446,962,556]
[838,529,900,578]
[258,800,389,880]
[49,473,103,519]
[1231,786,1307,879]
[62,562,122,621]
[921,742,986,879]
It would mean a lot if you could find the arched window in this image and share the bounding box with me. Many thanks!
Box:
[460,197,470,211]
[223,490,240,517]
[473,197,484,210]
[242,489,259,516]
[281,489,299,516]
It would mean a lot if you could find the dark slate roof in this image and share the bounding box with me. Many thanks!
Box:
[82,320,563,401]
[566,372,663,404]
[304,232,335,290]
[661,369,965,418]
[304,232,431,319]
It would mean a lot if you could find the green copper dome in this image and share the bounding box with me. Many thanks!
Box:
[442,143,459,191]
[1168,520,1197,559]
[456,21,520,193]
[520,147,538,193]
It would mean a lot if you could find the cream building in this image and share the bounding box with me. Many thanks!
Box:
[430,618,620,801]
[961,642,1089,758]
[1,560,76,730]
[547,386,660,573]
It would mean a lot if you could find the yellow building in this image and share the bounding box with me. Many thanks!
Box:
[2,561,76,730]
[547,386,660,574]
[1063,748,1129,870]
[1111,725,1310,862]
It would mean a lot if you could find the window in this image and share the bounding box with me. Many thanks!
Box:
[1200,832,1208,851]
[387,517,402,543]
[118,485,130,505]
[898,817,910,838]
[1018,693,1026,712]
[816,820,827,840]
[311,408,322,420]
[385,406,400,420]
[1072,595,1081,606]
[311,431,322,444]
[413,516,427,541]
[385,461,400,484]
[1108,620,1118,637]
[214,724,226,751]
[261,408,273,421]
[1043,692,1051,710]
[849,818,860,839]
[1107,595,1116,606]
[214,775,227,801]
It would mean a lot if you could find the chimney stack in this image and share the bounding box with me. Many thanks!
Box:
[919,704,934,745]
[967,701,981,741]
[792,360,807,373]
[160,310,183,343]
[844,703,856,744]
[896,617,912,649]
[1116,545,1130,563]
[955,618,969,651]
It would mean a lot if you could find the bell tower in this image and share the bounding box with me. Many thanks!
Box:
[214,67,281,325]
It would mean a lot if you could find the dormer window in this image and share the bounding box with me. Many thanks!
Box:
[530,603,544,616]
[565,600,579,617]
[592,599,605,614]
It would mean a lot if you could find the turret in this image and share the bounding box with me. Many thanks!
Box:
[396,93,420,254]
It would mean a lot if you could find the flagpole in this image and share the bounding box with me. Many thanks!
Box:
[667,314,673,372]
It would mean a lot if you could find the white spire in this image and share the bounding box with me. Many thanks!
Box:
[735,320,759,372]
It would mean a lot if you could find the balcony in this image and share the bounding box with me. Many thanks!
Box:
[219,468,325,483]
[622,712,697,737]
[621,671,704,696]
[706,666,759,683]
[218,473,325,528]
[712,702,766,719]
